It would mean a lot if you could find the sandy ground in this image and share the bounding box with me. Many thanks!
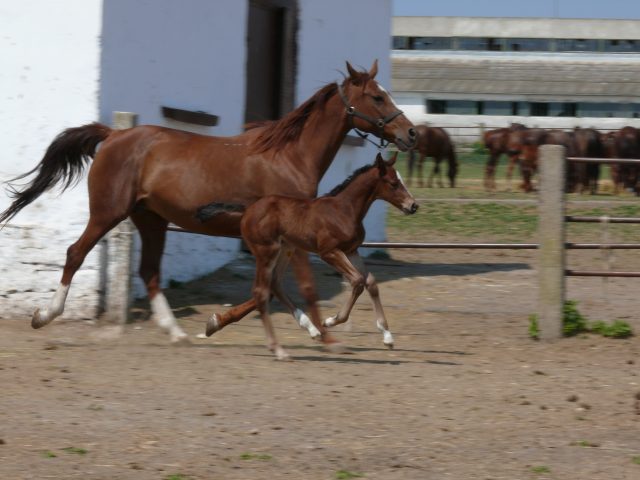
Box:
[1,245,640,480]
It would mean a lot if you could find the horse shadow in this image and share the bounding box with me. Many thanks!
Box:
[136,252,531,319]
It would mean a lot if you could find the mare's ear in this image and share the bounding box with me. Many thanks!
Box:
[375,153,387,175]
[385,151,398,167]
[369,59,378,79]
[346,61,363,85]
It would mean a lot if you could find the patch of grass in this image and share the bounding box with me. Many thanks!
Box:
[168,279,184,289]
[42,450,57,458]
[335,470,364,479]
[62,447,87,455]
[367,249,391,260]
[528,314,540,339]
[571,440,600,447]
[632,455,640,465]
[590,320,633,338]
[239,452,272,461]
[563,300,589,337]
[165,475,190,480]
[530,465,551,474]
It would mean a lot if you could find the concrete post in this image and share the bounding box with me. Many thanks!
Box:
[101,112,138,324]
[537,145,566,339]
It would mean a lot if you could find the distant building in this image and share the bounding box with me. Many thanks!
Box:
[391,16,640,142]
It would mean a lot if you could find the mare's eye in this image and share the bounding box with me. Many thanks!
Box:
[373,95,384,103]
[391,181,400,190]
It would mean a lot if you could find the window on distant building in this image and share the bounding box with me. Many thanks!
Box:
[555,39,598,52]
[411,37,453,50]
[603,39,640,53]
[505,38,551,52]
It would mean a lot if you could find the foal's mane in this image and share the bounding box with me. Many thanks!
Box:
[324,164,376,197]
[248,82,340,153]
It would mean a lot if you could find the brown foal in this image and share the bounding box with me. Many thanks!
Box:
[237,153,418,360]
[0,61,416,345]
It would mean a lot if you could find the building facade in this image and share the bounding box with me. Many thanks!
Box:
[1,0,393,319]
[392,16,640,142]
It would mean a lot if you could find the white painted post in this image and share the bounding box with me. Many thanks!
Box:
[537,145,566,339]
[101,112,137,324]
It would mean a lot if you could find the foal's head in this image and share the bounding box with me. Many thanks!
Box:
[340,60,417,151]
[374,153,418,215]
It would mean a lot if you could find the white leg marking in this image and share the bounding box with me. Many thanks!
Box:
[323,315,338,328]
[274,346,292,361]
[32,284,70,328]
[151,293,189,343]
[377,320,394,348]
[294,309,321,339]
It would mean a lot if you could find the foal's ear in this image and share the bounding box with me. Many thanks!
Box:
[369,59,378,80]
[385,151,398,167]
[375,153,387,175]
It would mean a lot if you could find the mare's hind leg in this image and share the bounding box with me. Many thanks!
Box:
[32,214,126,329]
[130,211,188,344]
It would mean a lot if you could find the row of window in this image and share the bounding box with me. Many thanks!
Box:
[393,36,640,53]
[426,100,640,118]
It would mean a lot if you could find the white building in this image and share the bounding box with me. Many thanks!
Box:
[0,0,394,320]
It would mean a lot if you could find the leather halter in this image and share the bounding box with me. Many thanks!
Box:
[337,82,404,149]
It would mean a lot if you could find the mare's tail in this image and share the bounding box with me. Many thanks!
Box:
[0,123,112,225]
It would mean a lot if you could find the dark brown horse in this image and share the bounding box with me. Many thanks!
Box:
[237,153,417,360]
[570,127,603,194]
[518,129,572,192]
[482,123,527,191]
[0,60,416,346]
[407,125,458,188]
[606,126,640,195]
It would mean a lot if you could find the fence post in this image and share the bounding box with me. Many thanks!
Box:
[537,144,566,339]
[101,111,138,325]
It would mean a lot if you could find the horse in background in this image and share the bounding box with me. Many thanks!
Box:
[0,60,417,347]
[482,123,527,191]
[407,125,458,188]
[235,153,418,360]
[605,126,640,195]
[570,127,603,195]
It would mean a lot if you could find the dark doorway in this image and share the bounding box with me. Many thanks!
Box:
[245,0,297,123]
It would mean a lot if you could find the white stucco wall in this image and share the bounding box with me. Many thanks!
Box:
[1,0,396,319]
[0,0,102,320]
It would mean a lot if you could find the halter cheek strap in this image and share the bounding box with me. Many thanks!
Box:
[337,83,404,150]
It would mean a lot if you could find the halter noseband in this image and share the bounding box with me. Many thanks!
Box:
[337,82,404,150]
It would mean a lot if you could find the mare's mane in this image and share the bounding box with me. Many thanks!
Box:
[324,164,376,197]
[248,82,339,153]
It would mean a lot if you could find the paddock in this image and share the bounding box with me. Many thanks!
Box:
[2,215,640,479]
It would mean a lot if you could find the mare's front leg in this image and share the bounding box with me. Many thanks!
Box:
[347,253,394,348]
[321,250,366,329]
[131,211,189,344]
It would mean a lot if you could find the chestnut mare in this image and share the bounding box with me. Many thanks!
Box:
[407,125,458,188]
[0,61,416,346]
[482,123,527,191]
[235,153,417,360]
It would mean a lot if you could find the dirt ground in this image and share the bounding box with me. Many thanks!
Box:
[1,243,640,480]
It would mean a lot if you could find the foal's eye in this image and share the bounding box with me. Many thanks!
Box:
[391,181,400,190]
[372,95,384,103]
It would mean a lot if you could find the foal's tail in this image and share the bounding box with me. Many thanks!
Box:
[0,122,112,225]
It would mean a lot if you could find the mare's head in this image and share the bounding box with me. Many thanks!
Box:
[339,60,416,151]
[374,152,418,214]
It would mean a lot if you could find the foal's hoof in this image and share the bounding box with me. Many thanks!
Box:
[31,308,47,329]
[323,315,337,328]
[205,313,221,337]
[170,333,192,345]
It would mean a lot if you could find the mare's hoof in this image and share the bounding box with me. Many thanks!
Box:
[31,308,46,329]
[323,315,337,328]
[205,313,221,337]
[385,342,394,350]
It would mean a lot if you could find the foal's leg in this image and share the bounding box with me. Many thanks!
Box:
[270,247,321,339]
[252,246,290,360]
[206,250,310,337]
[32,214,127,328]
[130,211,188,343]
[417,155,425,188]
[321,250,366,328]
[347,253,394,348]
